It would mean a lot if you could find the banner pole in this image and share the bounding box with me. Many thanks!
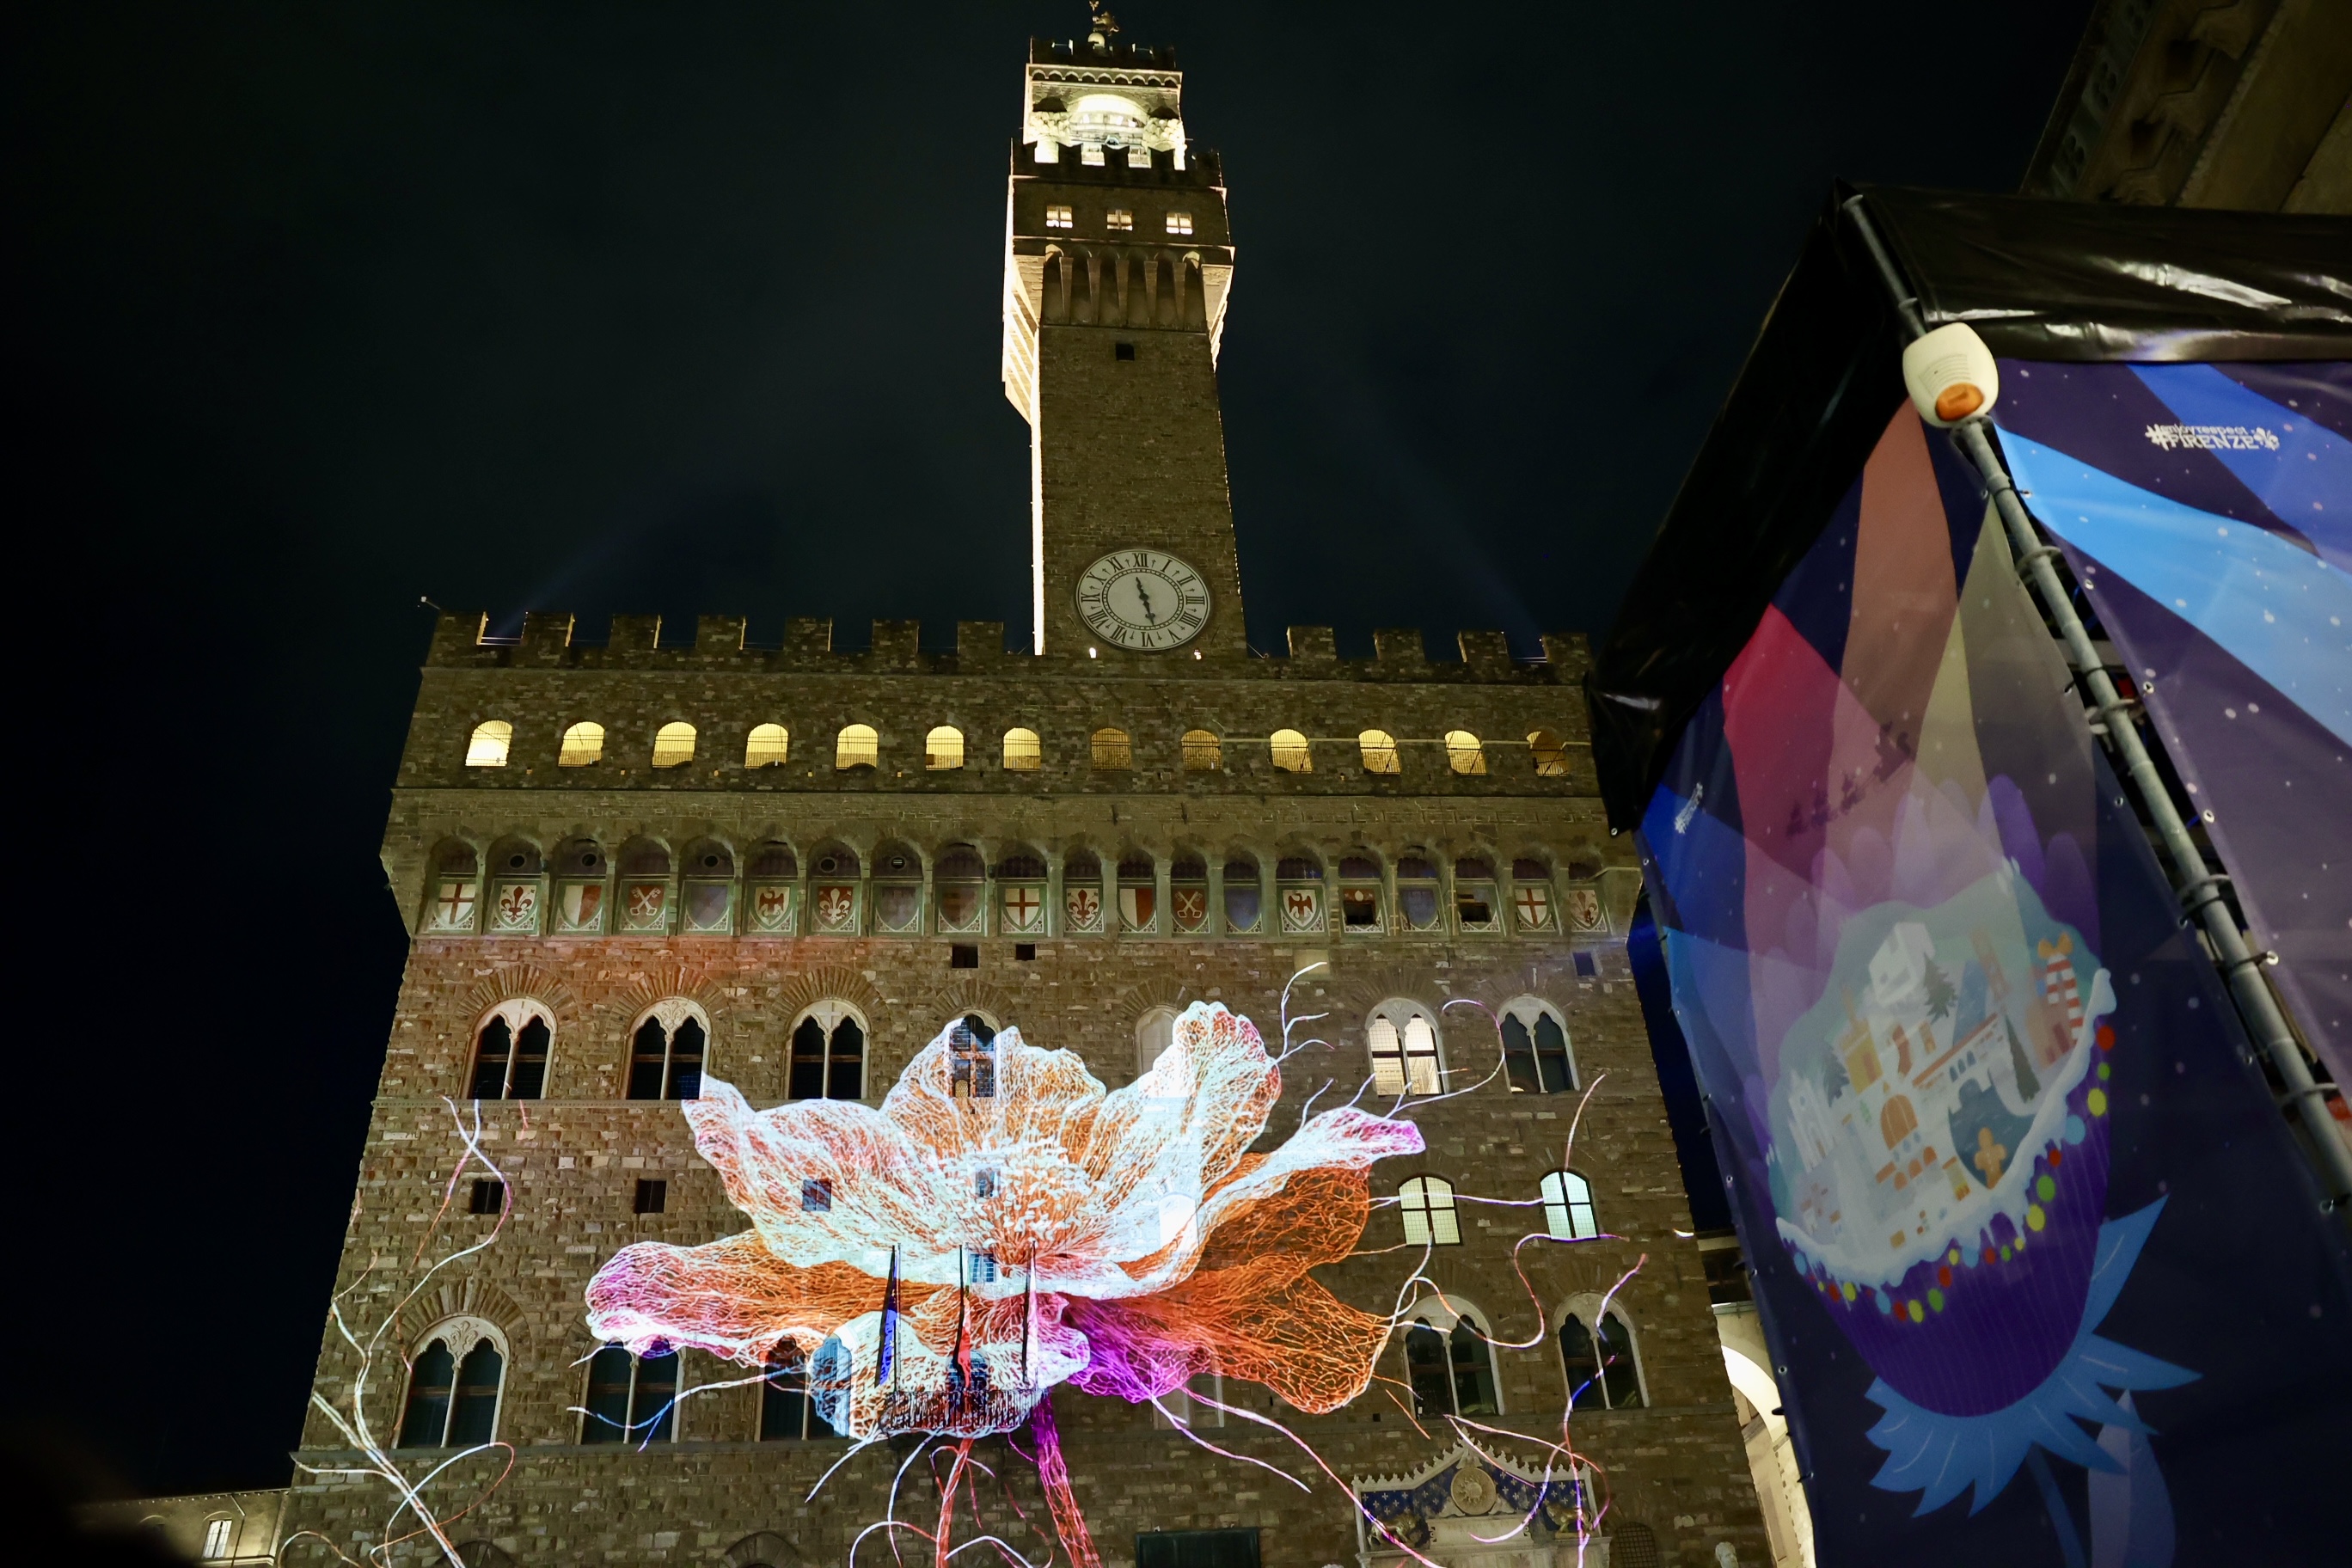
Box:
[1841,194,2352,1213]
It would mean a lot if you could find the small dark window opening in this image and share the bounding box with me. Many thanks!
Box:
[802,1178,833,1212]
[634,1179,668,1215]
[1136,1527,1261,1568]
[467,1179,504,1216]
[1114,340,1136,361]
[1014,942,1038,961]
[1573,950,1599,979]
[951,943,979,970]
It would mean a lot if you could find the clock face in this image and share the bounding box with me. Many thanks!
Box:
[1075,548,1211,651]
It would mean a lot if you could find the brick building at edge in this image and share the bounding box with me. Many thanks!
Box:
[101,24,1796,1568]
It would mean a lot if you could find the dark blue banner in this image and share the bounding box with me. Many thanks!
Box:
[1636,401,2352,1566]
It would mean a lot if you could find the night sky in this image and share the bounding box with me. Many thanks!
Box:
[5,2,2089,1500]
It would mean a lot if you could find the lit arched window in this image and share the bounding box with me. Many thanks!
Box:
[1338,852,1384,933]
[1396,1174,1461,1246]
[761,1341,844,1441]
[788,1001,866,1100]
[745,723,789,768]
[1559,1306,1645,1410]
[926,726,965,770]
[1528,729,1571,779]
[628,1001,707,1101]
[1502,997,1577,1093]
[1446,730,1486,775]
[465,720,512,768]
[1136,1005,1179,1075]
[1270,728,1312,773]
[1540,1170,1599,1240]
[1002,727,1042,770]
[652,721,696,768]
[836,724,879,769]
[1359,730,1400,775]
[581,1344,677,1443]
[397,1322,505,1449]
[1181,729,1222,770]
[469,1000,553,1099]
[1092,727,1133,769]
[559,721,605,767]
[426,842,481,933]
[1882,1094,1920,1149]
[1369,1001,1442,1095]
[1401,1308,1501,1418]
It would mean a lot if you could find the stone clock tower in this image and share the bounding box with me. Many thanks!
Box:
[1000,29,1246,662]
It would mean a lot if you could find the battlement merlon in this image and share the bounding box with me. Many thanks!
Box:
[420,611,1587,683]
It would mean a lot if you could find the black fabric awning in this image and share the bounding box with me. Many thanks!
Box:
[1586,183,2352,829]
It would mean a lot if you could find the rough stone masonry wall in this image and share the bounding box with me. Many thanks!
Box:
[277,641,1767,1568]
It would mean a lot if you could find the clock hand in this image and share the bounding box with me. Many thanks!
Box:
[1133,579,1158,623]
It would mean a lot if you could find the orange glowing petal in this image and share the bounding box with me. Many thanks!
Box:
[585,1231,885,1363]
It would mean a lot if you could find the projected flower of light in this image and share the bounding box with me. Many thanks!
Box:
[585,1001,1421,1442]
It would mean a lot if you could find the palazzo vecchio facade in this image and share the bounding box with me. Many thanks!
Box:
[263,26,1771,1568]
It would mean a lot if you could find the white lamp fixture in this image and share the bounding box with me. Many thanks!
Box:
[1902,322,2000,426]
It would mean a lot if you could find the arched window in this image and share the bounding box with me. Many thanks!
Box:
[1559,1307,1645,1410]
[936,843,985,934]
[788,1002,866,1100]
[1063,848,1105,934]
[1270,728,1312,773]
[397,1323,505,1449]
[810,842,860,934]
[1276,854,1324,934]
[1180,729,1222,770]
[469,1000,553,1100]
[1337,853,1384,933]
[1396,1174,1461,1246]
[1369,1001,1442,1095]
[1222,852,1262,934]
[761,1341,843,1441]
[581,1344,677,1443]
[948,1014,997,1099]
[628,1002,707,1101]
[1882,1094,1919,1148]
[559,721,604,767]
[1002,727,1043,770]
[1136,1005,1179,1075]
[1528,729,1571,779]
[426,842,481,934]
[1358,729,1401,775]
[997,847,1047,935]
[652,721,696,768]
[1540,1170,1599,1240]
[1092,727,1133,769]
[1117,852,1156,933]
[926,726,965,770]
[873,842,922,933]
[1169,854,1209,933]
[553,836,607,933]
[618,837,673,934]
[1403,1320,1449,1415]
[745,723,789,768]
[747,841,798,933]
[1399,1302,1502,1418]
[1502,997,1577,1093]
[681,838,735,933]
[1445,731,1486,775]
[465,720,512,768]
[1395,852,1442,931]
[1455,854,1500,933]
[836,723,879,769]
[1510,855,1557,933]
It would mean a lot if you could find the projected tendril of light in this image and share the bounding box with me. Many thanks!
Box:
[585,995,1638,1568]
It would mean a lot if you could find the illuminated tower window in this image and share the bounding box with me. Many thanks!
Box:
[1396,1174,1461,1246]
[465,720,511,768]
[1540,1170,1599,1240]
[1046,205,1074,229]
[1166,211,1193,235]
[1106,207,1133,230]
[1369,1002,1442,1094]
[558,720,604,767]
[651,720,696,768]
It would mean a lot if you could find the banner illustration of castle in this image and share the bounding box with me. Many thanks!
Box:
[1635,403,2352,1565]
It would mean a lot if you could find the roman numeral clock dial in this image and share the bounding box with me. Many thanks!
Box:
[1075,548,1210,652]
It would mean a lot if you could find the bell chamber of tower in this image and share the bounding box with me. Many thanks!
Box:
[1001,34,1245,664]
